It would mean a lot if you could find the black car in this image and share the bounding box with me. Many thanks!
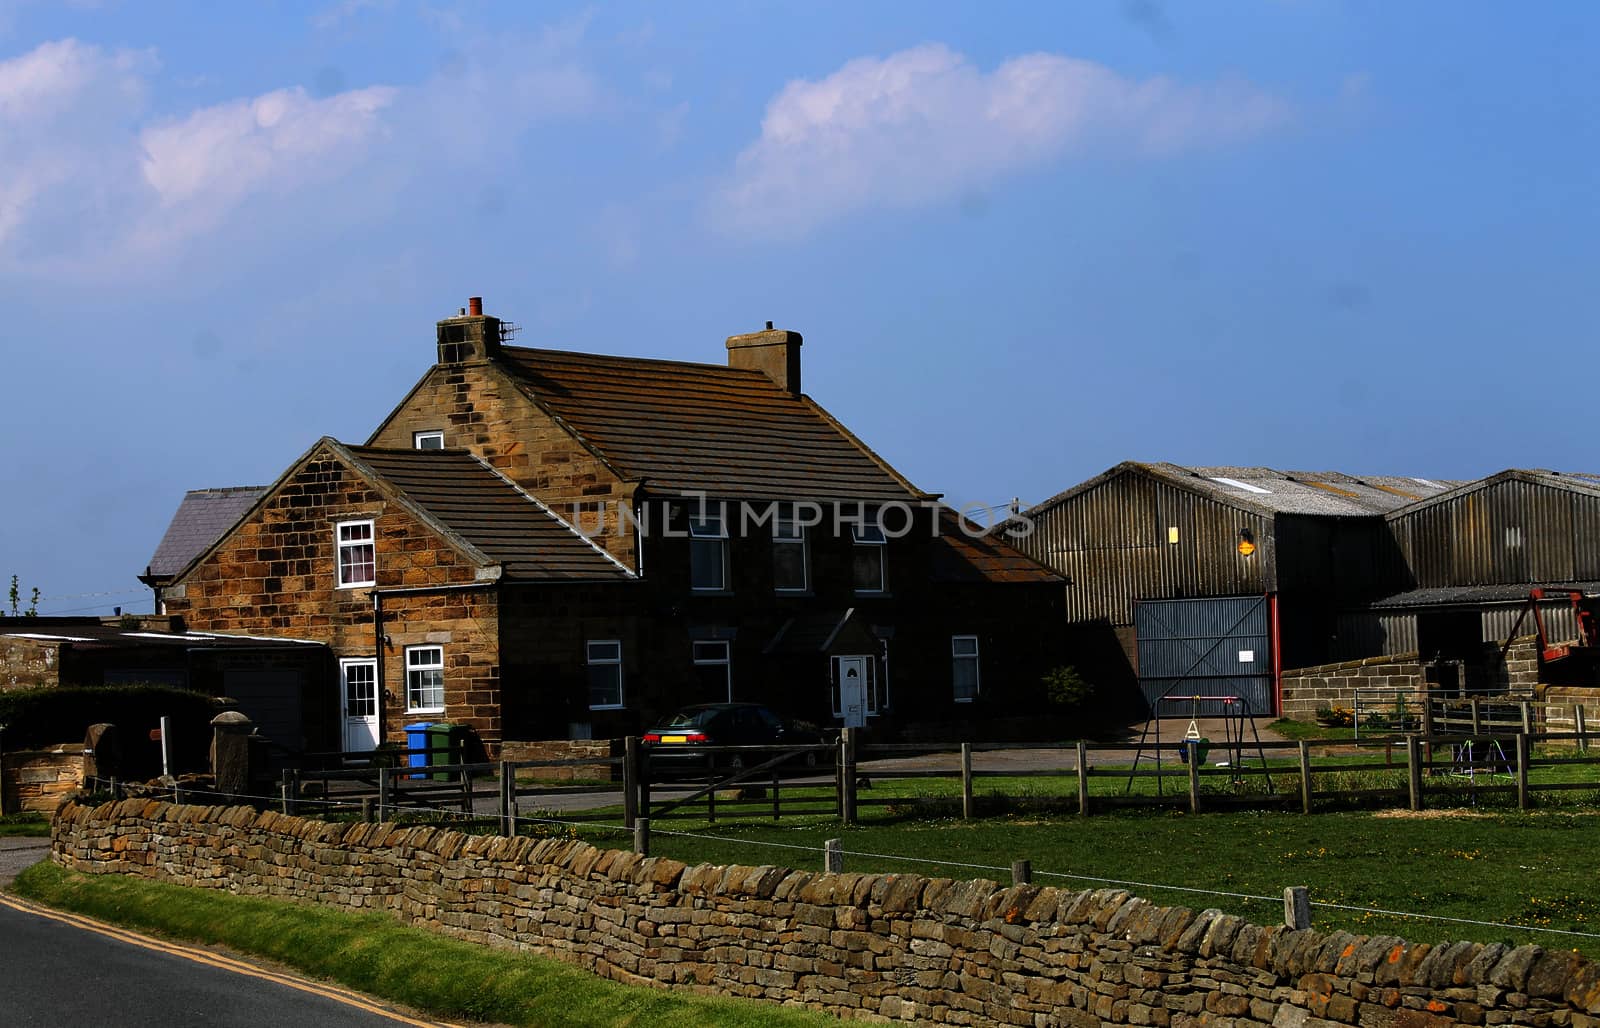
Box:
[641,703,828,776]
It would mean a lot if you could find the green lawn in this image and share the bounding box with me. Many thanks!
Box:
[11,862,836,1028]
[0,813,50,837]
[620,806,1600,958]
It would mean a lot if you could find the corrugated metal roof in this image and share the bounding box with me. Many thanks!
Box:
[343,445,634,582]
[1368,581,1600,609]
[146,486,268,578]
[497,347,924,502]
[1385,469,1600,520]
[1024,462,1461,520]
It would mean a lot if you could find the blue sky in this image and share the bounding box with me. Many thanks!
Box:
[2,1,1596,614]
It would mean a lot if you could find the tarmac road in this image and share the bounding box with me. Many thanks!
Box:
[0,890,455,1028]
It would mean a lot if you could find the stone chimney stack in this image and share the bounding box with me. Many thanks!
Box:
[436,295,502,364]
[726,321,802,395]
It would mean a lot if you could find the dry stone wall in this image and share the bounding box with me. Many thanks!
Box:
[52,799,1600,1026]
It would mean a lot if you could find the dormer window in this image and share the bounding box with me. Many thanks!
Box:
[413,430,445,450]
[852,512,887,594]
[689,506,728,592]
[336,520,376,588]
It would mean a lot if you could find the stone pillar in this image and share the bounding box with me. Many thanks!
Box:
[211,711,256,800]
[82,723,122,785]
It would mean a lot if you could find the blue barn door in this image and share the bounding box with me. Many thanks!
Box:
[1134,596,1274,717]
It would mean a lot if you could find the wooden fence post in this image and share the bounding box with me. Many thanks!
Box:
[361,797,373,823]
[623,736,638,829]
[1521,701,1534,736]
[1076,740,1089,817]
[280,769,295,815]
[378,766,391,822]
[498,760,513,836]
[1012,860,1032,886]
[1298,741,1312,815]
[1421,698,1433,739]
[633,816,650,857]
[1579,705,1589,753]
[1187,749,1201,815]
[824,838,843,873]
[1406,735,1422,811]
[1283,886,1311,929]
[1516,734,1529,811]
[840,729,857,826]
[960,743,974,820]
[460,763,472,814]
[1470,698,1482,736]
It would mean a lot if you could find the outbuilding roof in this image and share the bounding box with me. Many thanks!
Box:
[1025,462,1461,520]
[497,347,925,503]
[1383,468,1600,520]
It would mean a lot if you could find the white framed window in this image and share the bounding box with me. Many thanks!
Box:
[692,640,732,701]
[952,635,980,702]
[586,639,624,709]
[405,645,445,713]
[414,430,445,450]
[689,506,729,592]
[773,502,809,593]
[852,513,887,594]
[336,520,376,588]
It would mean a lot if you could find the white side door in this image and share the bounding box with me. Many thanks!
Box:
[341,658,381,756]
[838,656,869,729]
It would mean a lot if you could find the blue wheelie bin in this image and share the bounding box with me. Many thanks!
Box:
[405,722,434,779]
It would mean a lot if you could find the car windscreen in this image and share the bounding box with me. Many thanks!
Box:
[663,709,717,728]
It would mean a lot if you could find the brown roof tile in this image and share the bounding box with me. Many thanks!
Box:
[933,512,1061,585]
[498,347,924,502]
[344,444,632,582]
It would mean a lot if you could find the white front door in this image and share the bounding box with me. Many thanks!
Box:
[341,659,381,756]
[838,655,869,728]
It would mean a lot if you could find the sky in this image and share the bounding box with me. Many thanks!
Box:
[1,1,1597,615]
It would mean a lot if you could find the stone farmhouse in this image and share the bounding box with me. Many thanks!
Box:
[145,299,1064,757]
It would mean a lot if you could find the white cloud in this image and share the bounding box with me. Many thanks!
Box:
[0,29,598,277]
[134,85,395,246]
[713,43,1293,237]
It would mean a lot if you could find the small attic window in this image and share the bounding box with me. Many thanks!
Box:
[1210,477,1272,495]
[414,430,444,450]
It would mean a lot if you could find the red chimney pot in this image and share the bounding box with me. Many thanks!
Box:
[468,296,483,317]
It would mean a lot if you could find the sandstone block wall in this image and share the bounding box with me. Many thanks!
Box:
[51,800,1600,1025]
[498,738,620,781]
[1281,655,1424,722]
[4,750,83,813]
[1281,636,1544,723]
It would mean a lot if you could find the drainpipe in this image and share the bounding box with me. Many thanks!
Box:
[373,592,386,745]
[1269,592,1283,716]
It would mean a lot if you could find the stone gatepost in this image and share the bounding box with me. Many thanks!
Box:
[210,711,256,800]
[82,723,122,785]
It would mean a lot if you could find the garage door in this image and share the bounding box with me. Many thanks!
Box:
[1135,596,1274,717]
[222,670,304,754]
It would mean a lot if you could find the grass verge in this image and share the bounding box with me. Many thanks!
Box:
[11,861,835,1028]
[0,812,50,837]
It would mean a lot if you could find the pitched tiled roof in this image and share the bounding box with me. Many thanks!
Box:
[497,347,924,502]
[932,512,1061,584]
[1023,462,1461,521]
[342,444,633,582]
[145,486,268,578]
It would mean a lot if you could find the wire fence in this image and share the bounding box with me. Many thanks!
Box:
[74,774,1600,949]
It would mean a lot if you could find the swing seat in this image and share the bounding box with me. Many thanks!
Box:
[1177,738,1211,765]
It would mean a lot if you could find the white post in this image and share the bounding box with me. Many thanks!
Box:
[160,715,172,779]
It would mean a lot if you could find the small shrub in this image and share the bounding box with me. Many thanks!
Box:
[1042,665,1096,715]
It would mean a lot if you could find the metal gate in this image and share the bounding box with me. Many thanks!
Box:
[1134,596,1274,717]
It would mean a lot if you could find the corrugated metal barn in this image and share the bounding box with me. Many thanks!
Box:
[1006,463,1453,715]
[1010,464,1600,715]
[1335,470,1600,662]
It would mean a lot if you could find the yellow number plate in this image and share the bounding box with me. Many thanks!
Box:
[661,734,688,743]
